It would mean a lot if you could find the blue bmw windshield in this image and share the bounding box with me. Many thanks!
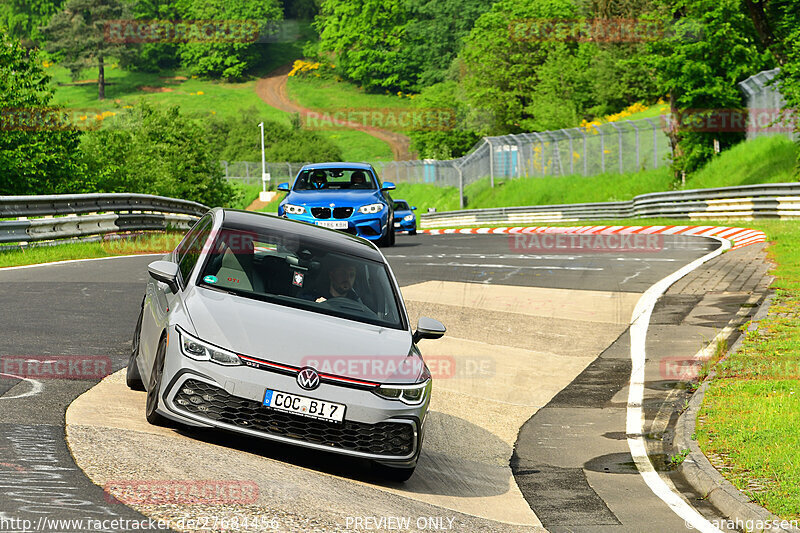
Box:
[293,168,377,190]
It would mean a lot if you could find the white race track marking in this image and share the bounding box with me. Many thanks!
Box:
[627,236,730,533]
[0,371,43,400]
[408,262,603,271]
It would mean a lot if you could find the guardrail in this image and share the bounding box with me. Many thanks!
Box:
[0,193,209,245]
[420,183,800,228]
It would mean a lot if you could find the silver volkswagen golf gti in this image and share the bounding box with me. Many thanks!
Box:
[127,208,445,481]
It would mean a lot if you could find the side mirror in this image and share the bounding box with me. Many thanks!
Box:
[381,181,396,191]
[148,260,180,293]
[411,206,417,211]
[413,317,446,343]
[277,182,290,192]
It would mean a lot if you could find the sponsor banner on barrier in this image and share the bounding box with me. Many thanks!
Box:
[0,355,112,380]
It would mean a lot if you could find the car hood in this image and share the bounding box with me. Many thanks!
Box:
[183,286,420,382]
[394,209,413,218]
[285,189,381,208]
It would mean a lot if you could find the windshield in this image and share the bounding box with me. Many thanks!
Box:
[197,226,404,329]
[293,168,377,191]
[393,201,409,211]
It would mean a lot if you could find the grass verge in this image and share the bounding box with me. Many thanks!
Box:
[0,232,184,268]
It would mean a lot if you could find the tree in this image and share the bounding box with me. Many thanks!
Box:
[313,0,414,92]
[80,103,236,207]
[42,0,131,100]
[457,0,579,135]
[403,0,492,89]
[122,0,182,72]
[0,29,87,195]
[0,0,65,48]
[647,0,772,175]
[176,0,283,80]
[206,110,343,163]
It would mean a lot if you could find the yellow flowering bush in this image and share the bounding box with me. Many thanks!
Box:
[288,59,336,78]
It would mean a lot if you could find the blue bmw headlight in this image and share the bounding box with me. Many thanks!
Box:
[284,204,306,215]
[358,203,384,215]
[403,214,414,222]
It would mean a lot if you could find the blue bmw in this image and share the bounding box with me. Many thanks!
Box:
[392,199,417,235]
[277,163,396,247]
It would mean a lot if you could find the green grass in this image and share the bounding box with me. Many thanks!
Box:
[0,232,185,268]
[686,135,799,189]
[623,102,670,121]
[48,62,291,125]
[317,129,393,161]
[694,219,800,520]
[287,75,414,112]
[228,182,264,210]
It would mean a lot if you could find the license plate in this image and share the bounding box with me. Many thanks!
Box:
[393,223,401,228]
[263,389,345,423]
[316,220,348,229]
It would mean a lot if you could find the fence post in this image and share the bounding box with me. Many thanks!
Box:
[455,162,464,209]
[487,138,494,187]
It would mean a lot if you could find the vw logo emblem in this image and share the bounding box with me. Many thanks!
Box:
[297,367,320,390]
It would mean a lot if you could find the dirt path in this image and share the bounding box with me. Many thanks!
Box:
[255,64,413,161]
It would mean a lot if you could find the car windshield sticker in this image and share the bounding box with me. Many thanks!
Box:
[292,271,305,287]
[203,275,217,284]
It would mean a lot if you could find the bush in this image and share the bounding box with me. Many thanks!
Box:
[80,102,236,207]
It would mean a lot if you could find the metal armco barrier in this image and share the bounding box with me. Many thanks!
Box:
[0,193,209,245]
[420,183,800,228]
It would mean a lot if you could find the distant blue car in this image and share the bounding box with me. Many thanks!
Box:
[392,200,417,235]
[277,163,396,247]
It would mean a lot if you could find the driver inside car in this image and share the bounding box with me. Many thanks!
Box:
[300,258,362,304]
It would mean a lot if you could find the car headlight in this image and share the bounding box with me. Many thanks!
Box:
[284,204,306,215]
[179,329,241,366]
[403,214,414,222]
[373,379,431,405]
[358,203,384,215]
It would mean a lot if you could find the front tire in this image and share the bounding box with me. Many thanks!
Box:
[409,228,417,236]
[126,307,146,391]
[145,335,169,426]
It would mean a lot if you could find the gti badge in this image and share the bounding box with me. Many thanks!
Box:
[297,367,320,390]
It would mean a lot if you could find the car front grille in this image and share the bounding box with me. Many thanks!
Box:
[333,207,353,219]
[311,207,331,219]
[174,379,415,457]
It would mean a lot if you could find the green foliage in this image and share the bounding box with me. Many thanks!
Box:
[176,0,283,80]
[122,0,182,72]
[42,0,132,99]
[407,81,481,159]
[313,0,414,92]
[403,0,492,89]
[80,102,236,206]
[0,0,65,47]
[0,29,87,195]
[205,108,343,163]
[458,0,580,135]
[647,0,772,175]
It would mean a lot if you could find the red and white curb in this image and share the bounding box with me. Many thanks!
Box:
[421,225,766,250]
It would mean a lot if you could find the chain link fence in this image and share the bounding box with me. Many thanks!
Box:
[221,161,311,190]
[738,68,798,141]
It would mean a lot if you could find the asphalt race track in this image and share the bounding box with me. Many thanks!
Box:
[0,233,771,532]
